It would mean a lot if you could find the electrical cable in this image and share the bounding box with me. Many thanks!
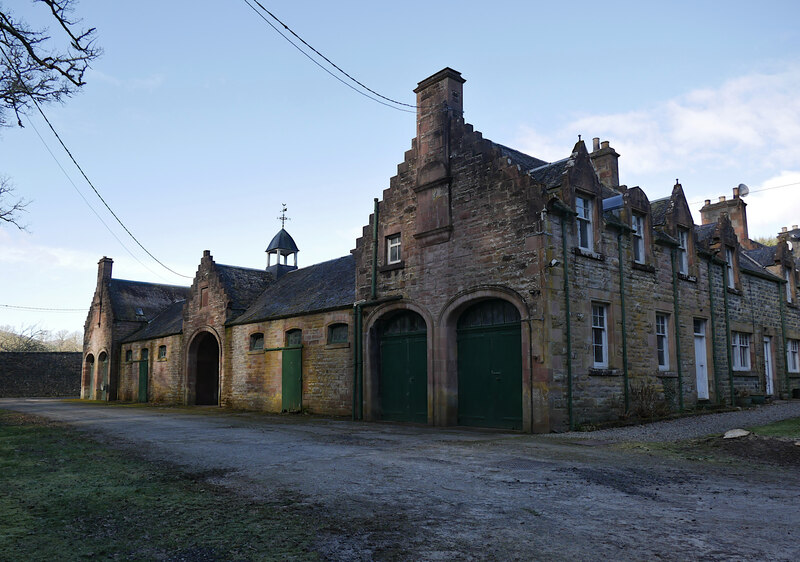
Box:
[23,114,175,282]
[1,303,86,313]
[0,44,193,279]
[689,181,800,205]
[241,0,417,113]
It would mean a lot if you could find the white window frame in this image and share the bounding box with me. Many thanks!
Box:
[656,313,669,370]
[726,247,736,288]
[386,234,401,265]
[576,196,593,251]
[732,332,751,371]
[677,228,689,275]
[788,339,799,373]
[632,213,645,264]
[591,303,608,368]
[786,267,793,303]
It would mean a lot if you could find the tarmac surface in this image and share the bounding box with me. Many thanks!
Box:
[2,398,799,561]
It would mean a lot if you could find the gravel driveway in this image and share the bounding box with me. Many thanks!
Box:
[2,398,799,561]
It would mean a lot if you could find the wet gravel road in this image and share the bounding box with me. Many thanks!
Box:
[2,398,799,561]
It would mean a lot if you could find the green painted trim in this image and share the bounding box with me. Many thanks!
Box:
[721,260,735,404]
[561,217,574,430]
[670,249,684,410]
[263,344,303,352]
[706,258,722,404]
[618,231,630,413]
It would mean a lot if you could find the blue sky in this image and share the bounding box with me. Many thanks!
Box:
[2,0,799,333]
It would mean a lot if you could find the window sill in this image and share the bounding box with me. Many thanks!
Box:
[727,287,742,296]
[325,342,350,350]
[573,247,605,261]
[632,262,655,273]
[157,358,167,362]
[787,302,799,309]
[380,261,404,273]
[247,350,264,355]
[678,273,697,283]
[589,368,618,376]
[657,371,677,378]
[732,369,755,375]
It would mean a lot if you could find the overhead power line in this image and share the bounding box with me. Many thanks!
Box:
[1,304,86,313]
[0,45,192,280]
[241,0,417,113]
[689,181,800,205]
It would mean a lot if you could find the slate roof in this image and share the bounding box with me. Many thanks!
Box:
[650,197,670,226]
[743,245,776,268]
[266,228,299,253]
[495,143,548,171]
[739,249,780,279]
[529,158,571,189]
[122,300,186,342]
[695,223,717,247]
[231,255,355,325]
[107,280,190,323]
[215,264,274,314]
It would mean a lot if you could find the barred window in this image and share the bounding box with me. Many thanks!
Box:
[158,345,167,359]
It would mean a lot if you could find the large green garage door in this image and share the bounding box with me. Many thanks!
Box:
[380,311,427,423]
[457,299,522,430]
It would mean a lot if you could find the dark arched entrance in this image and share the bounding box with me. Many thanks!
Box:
[457,299,522,429]
[84,354,95,399]
[191,332,219,405]
[379,310,427,423]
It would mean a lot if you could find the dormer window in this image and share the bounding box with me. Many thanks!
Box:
[632,213,645,264]
[725,247,736,288]
[576,196,593,250]
[677,228,689,274]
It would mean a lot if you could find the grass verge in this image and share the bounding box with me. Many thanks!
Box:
[0,409,317,561]
[748,416,800,438]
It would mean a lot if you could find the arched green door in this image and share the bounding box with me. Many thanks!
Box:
[379,311,427,423]
[457,299,522,430]
[138,348,149,403]
[98,352,109,401]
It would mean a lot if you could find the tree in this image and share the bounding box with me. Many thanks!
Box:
[1,1,99,228]
[0,0,99,128]
[0,175,29,229]
[0,324,49,352]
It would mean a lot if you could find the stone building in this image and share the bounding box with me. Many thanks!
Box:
[83,68,800,432]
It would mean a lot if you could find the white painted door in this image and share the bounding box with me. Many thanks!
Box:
[763,337,774,396]
[694,319,709,400]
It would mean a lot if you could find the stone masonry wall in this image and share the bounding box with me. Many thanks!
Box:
[0,352,81,397]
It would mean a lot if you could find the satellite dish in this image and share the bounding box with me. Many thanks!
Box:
[738,183,749,197]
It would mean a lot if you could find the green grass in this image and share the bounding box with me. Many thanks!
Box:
[0,410,318,561]
[748,416,800,438]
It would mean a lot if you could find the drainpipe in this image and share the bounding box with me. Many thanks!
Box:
[721,260,735,404]
[778,282,789,397]
[707,258,722,404]
[371,198,379,301]
[670,249,684,410]
[617,231,630,414]
[560,217,574,430]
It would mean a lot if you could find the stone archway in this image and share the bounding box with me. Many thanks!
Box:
[187,331,220,405]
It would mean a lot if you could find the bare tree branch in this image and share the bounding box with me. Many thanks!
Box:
[0,0,100,127]
[0,175,30,229]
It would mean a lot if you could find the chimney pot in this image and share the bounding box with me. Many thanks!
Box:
[601,140,610,150]
[733,187,740,198]
[782,226,788,232]
[592,137,600,151]
[704,199,711,206]
[203,250,211,257]
[793,224,799,230]
[719,196,726,202]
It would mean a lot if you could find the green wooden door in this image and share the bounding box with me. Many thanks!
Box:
[282,330,302,412]
[380,330,427,423]
[457,300,522,430]
[98,353,109,401]
[138,349,149,403]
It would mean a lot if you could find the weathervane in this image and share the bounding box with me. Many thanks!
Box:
[277,204,290,228]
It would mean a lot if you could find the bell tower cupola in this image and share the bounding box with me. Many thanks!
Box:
[266,205,299,279]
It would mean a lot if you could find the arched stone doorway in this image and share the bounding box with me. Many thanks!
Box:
[97,351,109,401]
[456,299,522,429]
[84,354,95,399]
[188,331,220,405]
[378,310,428,423]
